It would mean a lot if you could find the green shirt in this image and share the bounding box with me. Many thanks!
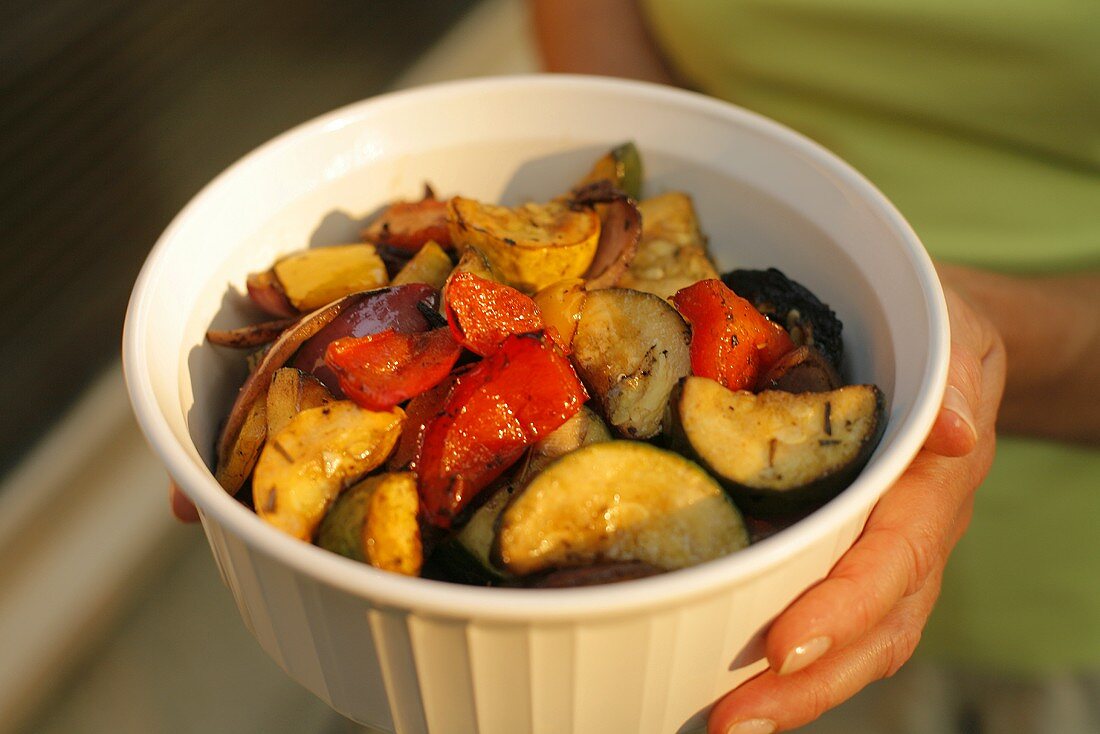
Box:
[643,0,1100,672]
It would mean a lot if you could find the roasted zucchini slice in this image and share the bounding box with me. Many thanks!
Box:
[673,377,885,515]
[317,472,422,576]
[266,368,334,437]
[447,197,600,293]
[496,441,748,575]
[721,268,844,369]
[392,240,453,289]
[272,244,389,312]
[619,192,719,299]
[253,401,404,540]
[571,288,691,438]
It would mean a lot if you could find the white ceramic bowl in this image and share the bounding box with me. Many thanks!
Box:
[124,75,948,734]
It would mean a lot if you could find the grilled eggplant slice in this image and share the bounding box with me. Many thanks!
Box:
[447,197,600,293]
[392,240,453,289]
[673,377,885,515]
[571,288,691,438]
[619,192,719,299]
[496,441,748,576]
[272,244,389,312]
[252,401,404,540]
[317,472,422,576]
[721,268,844,369]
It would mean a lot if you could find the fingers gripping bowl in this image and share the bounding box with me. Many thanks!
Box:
[124,76,948,734]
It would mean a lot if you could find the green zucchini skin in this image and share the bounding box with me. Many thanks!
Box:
[671,377,886,517]
[495,441,749,576]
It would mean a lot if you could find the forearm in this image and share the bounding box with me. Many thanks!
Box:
[937,262,1100,445]
[528,0,675,83]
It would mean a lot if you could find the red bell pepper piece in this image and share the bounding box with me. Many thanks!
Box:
[361,193,451,253]
[416,333,588,527]
[324,327,462,411]
[445,272,545,356]
[672,279,795,392]
[386,373,459,474]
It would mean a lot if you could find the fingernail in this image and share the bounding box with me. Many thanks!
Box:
[726,718,776,734]
[779,635,831,675]
[943,385,978,443]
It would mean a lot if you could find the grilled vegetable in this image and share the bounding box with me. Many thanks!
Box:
[417,333,587,528]
[672,377,885,515]
[253,401,405,540]
[214,395,266,494]
[324,327,462,411]
[317,472,422,576]
[672,279,794,392]
[361,187,452,252]
[291,284,440,394]
[246,268,296,317]
[575,141,643,200]
[721,268,844,369]
[496,441,748,575]
[445,272,544,356]
[619,192,719,299]
[447,197,600,293]
[271,244,389,312]
[571,181,642,290]
[206,318,295,349]
[533,278,587,352]
[757,346,841,393]
[385,373,457,474]
[216,295,363,494]
[571,288,691,438]
[265,368,334,437]
[392,240,453,289]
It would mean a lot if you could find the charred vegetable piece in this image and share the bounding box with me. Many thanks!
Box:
[445,272,544,356]
[266,368,334,437]
[317,472,423,576]
[253,401,405,540]
[721,268,844,369]
[434,406,614,584]
[246,268,297,317]
[672,377,885,516]
[216,295,362,495]
[496,441,748,575]
[417,333,588,528]
[206,318,295,349]
[619,192,719,299]
[291,284,440,394]
[361,188,452,253]
[571,288,691,439]
[214,395,266,494]
[575,141,644,200]
[272,244,388,312]
[392,240,453,289]
[672,279,795,392]
[533,278,587,352]
[571,182,642,290]
[385,374,457,474]
[447,197,600,293]
[530,562,663,588]
[324,327,462,411]
[757,346,841,393]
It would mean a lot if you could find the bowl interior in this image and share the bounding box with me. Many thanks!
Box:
[126,76,944,612]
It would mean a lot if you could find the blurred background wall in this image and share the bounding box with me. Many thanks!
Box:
[0,2,535,732]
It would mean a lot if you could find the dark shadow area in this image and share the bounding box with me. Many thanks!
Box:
[0,0,477,479]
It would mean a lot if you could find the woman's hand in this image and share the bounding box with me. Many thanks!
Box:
[708,283,1006,734]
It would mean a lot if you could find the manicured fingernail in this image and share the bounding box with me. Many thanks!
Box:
[943,385,977,443]
[779,635,831,675]
[726,718,776,734]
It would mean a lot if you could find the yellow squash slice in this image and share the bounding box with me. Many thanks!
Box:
[317,472,422,576]
[273,244,388,311]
